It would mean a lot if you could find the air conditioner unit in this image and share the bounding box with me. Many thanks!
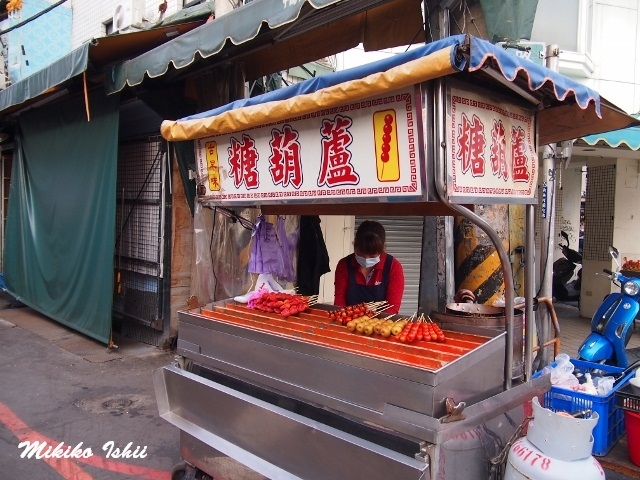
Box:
[113,0,144,32]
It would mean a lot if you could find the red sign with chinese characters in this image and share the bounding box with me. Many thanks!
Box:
[447,86,538,203]
[194,87,422,205]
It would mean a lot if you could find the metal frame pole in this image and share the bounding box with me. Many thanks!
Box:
[433,76,515,389]
[538,44,560,367]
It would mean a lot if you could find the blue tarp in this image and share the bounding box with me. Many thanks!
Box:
[467,36,601,114]
[181,35,467,121]
[180,34,602,122]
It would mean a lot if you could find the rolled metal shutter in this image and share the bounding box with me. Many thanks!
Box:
[355,216,423,316]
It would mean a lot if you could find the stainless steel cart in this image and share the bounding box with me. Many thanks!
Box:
[156,301,548,479]
[154,34,635,480]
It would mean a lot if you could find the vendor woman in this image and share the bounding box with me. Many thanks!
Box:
[334,220,405,314]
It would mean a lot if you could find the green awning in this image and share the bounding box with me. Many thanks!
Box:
[105,0,422,94]
[0,42,90,113]
[0,22,205,115]
[581,116,640,150]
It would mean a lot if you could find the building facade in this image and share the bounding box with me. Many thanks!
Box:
[531,0,640,316]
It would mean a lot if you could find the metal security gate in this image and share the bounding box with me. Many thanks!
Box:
[355,216,423,316]
[113,135,170,346]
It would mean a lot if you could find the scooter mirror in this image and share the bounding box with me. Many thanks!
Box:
[561,231,569,242]
[610,246,620,268]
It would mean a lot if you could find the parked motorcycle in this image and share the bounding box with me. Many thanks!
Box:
[552,231,582,302]
[577,246,640,368]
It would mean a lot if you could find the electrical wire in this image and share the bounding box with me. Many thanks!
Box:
[448,0,486,39]
[511,262,522,294]
[214,206,255,231]
[0,0,69,36]
[463,1,484,37]
[451,13,462,35]
[404,20,429,52]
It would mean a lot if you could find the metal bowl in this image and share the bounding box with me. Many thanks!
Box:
[445,303,504,317]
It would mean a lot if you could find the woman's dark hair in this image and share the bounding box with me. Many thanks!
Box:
[354,220,385,255]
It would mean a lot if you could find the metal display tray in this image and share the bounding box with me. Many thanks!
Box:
[176,300,508,436]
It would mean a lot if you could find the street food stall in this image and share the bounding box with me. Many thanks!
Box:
[154,35,638,479]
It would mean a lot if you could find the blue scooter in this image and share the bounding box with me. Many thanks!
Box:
[577,246,640,368]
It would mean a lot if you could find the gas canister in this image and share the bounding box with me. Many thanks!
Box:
[504,397,605,479]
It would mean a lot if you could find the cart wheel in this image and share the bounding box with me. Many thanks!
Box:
[171,461,196,480]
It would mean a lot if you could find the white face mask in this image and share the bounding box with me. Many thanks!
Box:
[355,254,380,268]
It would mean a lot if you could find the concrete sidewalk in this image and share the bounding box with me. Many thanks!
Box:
[0,293,160,363]
[548,301,640,479]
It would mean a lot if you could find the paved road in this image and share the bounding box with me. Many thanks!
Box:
[0,304,181,479]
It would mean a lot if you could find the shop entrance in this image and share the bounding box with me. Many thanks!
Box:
[112,134,171,346]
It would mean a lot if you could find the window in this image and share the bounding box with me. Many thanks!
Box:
[104,19,115,36]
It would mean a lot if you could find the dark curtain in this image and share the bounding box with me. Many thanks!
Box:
[296,215,330,296]
[4,91,120,344]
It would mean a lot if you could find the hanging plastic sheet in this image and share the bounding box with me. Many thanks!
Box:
[212,207,255,300]
[193,201,217,303]
[277,216,299,283]
[193,204,256,302]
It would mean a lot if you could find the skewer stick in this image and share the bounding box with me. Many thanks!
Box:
[367,302,390,311]
[367,300,391,307]
[367,301,388,308]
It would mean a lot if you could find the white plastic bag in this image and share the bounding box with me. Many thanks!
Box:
[548,353,579,387]
[594,376,615,396]
[582,373,598,395]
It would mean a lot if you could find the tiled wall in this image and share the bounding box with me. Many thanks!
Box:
[71,0,185,48]
[6,0,72,83]
[583,164,615,261]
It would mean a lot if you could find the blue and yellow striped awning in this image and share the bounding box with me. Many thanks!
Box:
[160,35,640,145]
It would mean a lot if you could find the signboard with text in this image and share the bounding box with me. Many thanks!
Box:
[195,86,424,205]
[496,41,546,66]
[446,84,538,204]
